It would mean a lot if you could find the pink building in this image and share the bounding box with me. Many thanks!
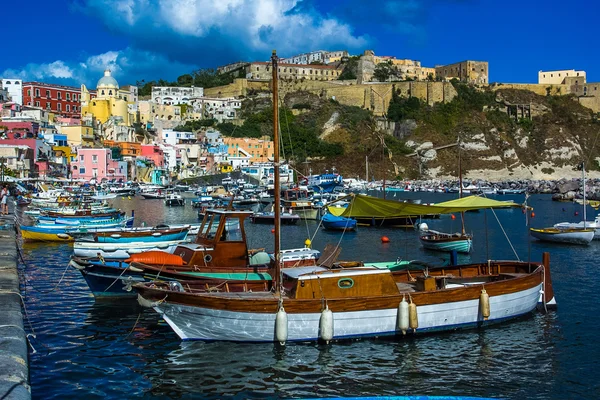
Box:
[0,121,39,136]
[0,134,51,176]
[141,144,165,167]
[70,148,127,182]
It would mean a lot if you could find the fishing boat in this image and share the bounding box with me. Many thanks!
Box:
[419,229,472,253]
[133,51,555,344]
[419,147,473,253]
[251,211,300,225]
[533,161,594,245]
[69,208,317,298]
[93,227,189,243]
[165,192,185,206]
[141,191,166,199]
[554,215,600,240]
[321,213,357,231]
[73,239,190,259]
[300,169,344,193]
[529,227,594,245]
[20,217,134,242]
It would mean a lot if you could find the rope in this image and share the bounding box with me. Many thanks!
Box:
[125,312,143,338]
[318,195,355,268]
[103,263,131,293]
[17,247,72,293]
[490,206,520,261]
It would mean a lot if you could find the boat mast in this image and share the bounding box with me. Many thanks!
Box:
[583,161,586,228]
[458,144,466,235]
[272,50,282,295]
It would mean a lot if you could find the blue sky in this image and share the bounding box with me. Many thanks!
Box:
[1,0,597,88]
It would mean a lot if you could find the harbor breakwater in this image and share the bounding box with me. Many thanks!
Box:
[0,211,30,400]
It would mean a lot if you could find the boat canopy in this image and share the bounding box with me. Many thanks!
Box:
[337,194,522,218]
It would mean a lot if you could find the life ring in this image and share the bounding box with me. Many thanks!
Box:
[204,254,212,263]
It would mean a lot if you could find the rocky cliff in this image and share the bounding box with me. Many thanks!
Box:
[231,84,600,182]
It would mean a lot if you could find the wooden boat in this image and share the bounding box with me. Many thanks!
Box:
[419,230,472,253]
[251,212,300,225]
[321,213,357,231]
[135,257,553,342]
[20,216,134,242]
[529,227,594,245]
[73,239,190,259]
[93,227,189,243]
[133,51,555,344]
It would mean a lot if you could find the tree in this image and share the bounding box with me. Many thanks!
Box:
[373,61,399,82]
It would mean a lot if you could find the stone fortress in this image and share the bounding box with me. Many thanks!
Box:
[208,50,600,118]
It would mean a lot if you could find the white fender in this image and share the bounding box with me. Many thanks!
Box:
[275,306,288,345]
[398,296,409,334]
[319,305,334,343]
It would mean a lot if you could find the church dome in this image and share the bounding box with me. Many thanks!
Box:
[97,69,119,90]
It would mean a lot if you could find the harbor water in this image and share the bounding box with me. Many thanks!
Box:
[18,193,600,399]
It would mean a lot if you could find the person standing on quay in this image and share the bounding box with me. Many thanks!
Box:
[1,186,8,215]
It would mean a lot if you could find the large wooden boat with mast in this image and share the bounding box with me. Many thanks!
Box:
[133,50,556,344]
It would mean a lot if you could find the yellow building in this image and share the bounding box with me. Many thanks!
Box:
[246,62,342,81]
[61,124,95,147]
[224,137,274,163]
[81,70,135,125]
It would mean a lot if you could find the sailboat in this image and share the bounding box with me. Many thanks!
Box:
[531,162,595,245]
[133,50,555,344]
[419,145,472,253]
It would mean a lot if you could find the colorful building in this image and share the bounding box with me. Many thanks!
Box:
[70,148,127,182]
[81,70,136,125]
[141,144,165,167]
[22,81,94,118]
[224,137,274,164]
[103,140,142,158]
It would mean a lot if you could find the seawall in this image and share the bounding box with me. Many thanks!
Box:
[0,210,30,399]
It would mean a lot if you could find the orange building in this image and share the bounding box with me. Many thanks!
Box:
[223,137,274,163]
[103,141,141,157]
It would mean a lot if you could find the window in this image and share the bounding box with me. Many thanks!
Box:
[57,104,61,111]
[46,90,50,97]
[5,81,10,84]
[27,90,31,96]
[35,89,40,97]
[80,155,84,162]
[92,168,98,177]
[35,101,40,107]
[101,90,105,96]
[57,92,62,100]
[46,102,51,110]
[108,90,112,96]
[66,93,70,100]
[79,168,85,174]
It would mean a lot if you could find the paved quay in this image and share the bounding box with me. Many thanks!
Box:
[0,207,30,400]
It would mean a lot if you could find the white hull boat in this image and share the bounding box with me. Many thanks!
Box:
[73,239,189,259]
[530,228,594,245]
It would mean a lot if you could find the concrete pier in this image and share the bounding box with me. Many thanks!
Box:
[0,211,30,399]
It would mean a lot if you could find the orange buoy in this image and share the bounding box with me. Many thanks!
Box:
[531,212,535,218]
[451,214,456,220]
[381,236,390,243]
[271,228,275,233]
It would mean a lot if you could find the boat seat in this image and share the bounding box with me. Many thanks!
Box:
[396,282,416,293]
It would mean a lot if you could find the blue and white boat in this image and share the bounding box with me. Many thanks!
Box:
[321,213,357,231]
[301,169,344,193]
[93,227,189,243]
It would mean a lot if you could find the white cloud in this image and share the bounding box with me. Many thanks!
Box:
[81,0,369,60]
[1,48,196,87]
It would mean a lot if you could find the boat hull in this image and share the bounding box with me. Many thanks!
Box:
[20,227,74,242]
[530,228,594,245]
[420,237,472,253]
[73,240,186,259]
[151,283,542,342]
[322,214,357,231]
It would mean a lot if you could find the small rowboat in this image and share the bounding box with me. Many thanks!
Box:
[419,230,472,253]
[530,227,594,245]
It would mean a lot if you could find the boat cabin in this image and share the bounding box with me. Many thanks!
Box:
[174,209,254,268]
